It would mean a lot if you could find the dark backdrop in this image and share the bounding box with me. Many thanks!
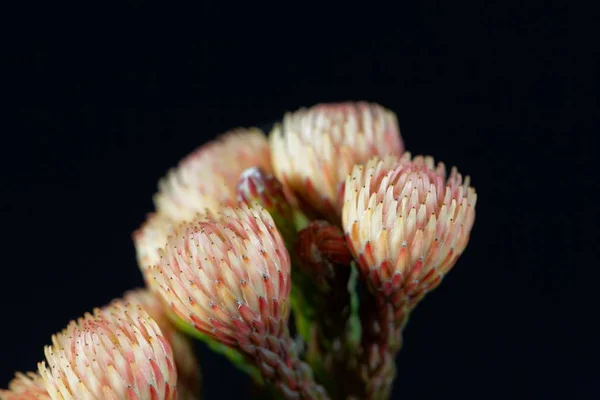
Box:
[3,2,596,399]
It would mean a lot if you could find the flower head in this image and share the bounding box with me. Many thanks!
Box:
[38,301,178,400]
[342,154,477,305]
[0,372,50,400]
[150,204,291,349]
[154,128,272,222]
[123,289,202,400]
[150,205,329,399]
[270,102,404,220]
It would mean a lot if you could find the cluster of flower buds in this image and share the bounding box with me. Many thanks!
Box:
[3,102,476,400]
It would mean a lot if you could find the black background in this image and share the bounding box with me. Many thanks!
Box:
[3,2,596,399]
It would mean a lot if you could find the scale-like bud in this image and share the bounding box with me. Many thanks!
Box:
[155,128,272,222]
[38,301,178,400]
[270,102,404,220]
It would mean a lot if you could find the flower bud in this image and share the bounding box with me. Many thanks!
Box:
[270,102,404,220]
[38,301,178,400]
[150,204,291,347]
[343,154,477,306]
[155,128,272,222]
[150,204,328,399]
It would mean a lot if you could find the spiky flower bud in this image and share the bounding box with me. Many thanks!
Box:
[123,289,202,400]
[0,372,50,400]
[150,204,329,400]
[270,102,404,220]
[154,129,272,222]
[38,301,178,400]
[342,155,476,399]
[343,154,477,306]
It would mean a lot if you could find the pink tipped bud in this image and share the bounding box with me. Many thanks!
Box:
[342,154,477,305]
[38,301,178,400]
[123,289,202,400]
[270,102,404,220]
[154,129,272,223]
[150,204,328,399]
[0,372,50,400]
[150,204,291,345]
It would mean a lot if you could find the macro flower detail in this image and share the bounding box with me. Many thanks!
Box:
[3,101,481,400]
[342,154,477,306]
[123,289,202,400]
[133,212,179,279]
[270,102,404,220]
[0,372,50,400]
[154,128,272,222]
[38,301,178,400]
[150,204,329,399]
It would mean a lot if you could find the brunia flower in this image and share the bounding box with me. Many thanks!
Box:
[123,289,202,400]
[0,372,50,400]
[150,204,328,399]
[38,301,178,400]
[270,102,404,220]
[343,154,477,308]
[154,128,272,223]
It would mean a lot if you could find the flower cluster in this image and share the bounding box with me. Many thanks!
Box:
[2,102,476,400]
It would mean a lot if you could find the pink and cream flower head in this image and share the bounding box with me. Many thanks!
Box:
[150,204,291,348]
[0,372,50,400]
[270,102,404,220]
[154,128,272,223]
[150,204,327,399]
[38,301,178,400]
[342,154,477,306]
